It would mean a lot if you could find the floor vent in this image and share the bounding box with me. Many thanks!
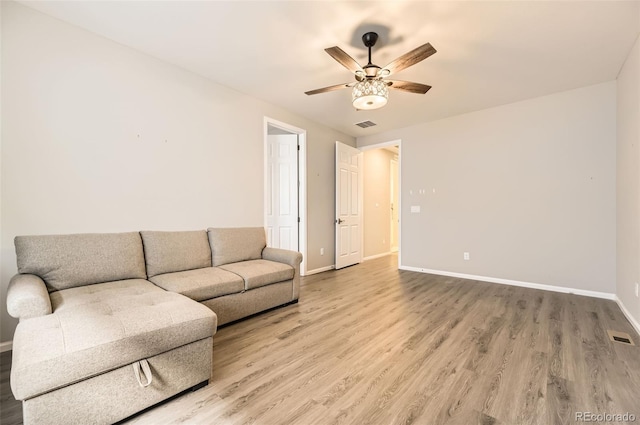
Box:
[355,120,377,128]
[607,330,635,346]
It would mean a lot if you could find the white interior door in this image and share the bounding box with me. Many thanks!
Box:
[390,158,399,252]
[266,134,298,250]
[335,141,363,269]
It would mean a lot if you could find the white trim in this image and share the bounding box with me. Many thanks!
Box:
[389,157,399,253]
[0,340,12,353]
[298,136,308,276]
[264,117,308,276]
[398,142,402,268]
[305,265,335,275]
[615,297,640,336]
[364,252,393,261]
[399,265,617,300]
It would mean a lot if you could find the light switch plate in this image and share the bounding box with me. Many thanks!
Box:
[411,206,421,213]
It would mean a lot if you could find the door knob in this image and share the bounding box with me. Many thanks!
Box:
[336,218,344,224]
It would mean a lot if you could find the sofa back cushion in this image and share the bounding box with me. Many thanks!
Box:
[15,232,146,292]
[140,230,212,278]
[207,227,266,266]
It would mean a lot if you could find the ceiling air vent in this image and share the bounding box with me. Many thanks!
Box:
[355,120,377,128]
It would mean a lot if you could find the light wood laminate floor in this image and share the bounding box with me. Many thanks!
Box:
[1,254,639,424]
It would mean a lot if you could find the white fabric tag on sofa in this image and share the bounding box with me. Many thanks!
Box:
[133,359,153,387]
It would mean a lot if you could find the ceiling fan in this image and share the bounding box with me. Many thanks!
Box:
[305,32,436,110]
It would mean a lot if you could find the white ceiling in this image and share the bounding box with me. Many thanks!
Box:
[20,1,640,138]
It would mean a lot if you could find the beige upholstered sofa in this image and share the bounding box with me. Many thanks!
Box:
[142,228,301,326]
[6,227,302,425]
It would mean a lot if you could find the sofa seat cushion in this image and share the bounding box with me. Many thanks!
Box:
[219,259,294,290]
[149,267,244,302]
[10,279,216,401]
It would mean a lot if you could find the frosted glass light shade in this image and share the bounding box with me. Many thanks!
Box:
[352,79,388,110]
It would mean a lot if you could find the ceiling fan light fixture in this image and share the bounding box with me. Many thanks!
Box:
[352,79,388,110]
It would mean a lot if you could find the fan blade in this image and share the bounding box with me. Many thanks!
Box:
[325,47,364,74]
[386,80,432,94]
[382,43,436,76]
[305,82,355,96]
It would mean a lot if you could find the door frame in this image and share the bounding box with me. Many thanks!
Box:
[390,157,399,252]
[263,117,308,276]
[358,139,402,268]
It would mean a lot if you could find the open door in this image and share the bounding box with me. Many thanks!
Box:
[335,141,363,269]
[266,134,299,251]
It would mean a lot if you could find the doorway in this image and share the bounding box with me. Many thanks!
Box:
[360,140,401,267]
[264,117,307,275]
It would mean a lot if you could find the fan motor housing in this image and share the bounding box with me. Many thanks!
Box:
[364,64,381,77]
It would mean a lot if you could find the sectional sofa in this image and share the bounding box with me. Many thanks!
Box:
[6,227,302,425]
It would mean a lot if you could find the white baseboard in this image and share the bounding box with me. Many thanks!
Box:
[305,265,335,276]
[0,340,12,353]
[399,265,617,300]
[399,265,640,335]
[615,297,640,336]
[363,252,393,261]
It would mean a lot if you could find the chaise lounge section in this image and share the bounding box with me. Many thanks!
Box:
[8,232,216,425]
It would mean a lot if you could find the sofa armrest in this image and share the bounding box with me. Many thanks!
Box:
[262,247,302,268]
[7,274,52,320]
[262,247,303,300]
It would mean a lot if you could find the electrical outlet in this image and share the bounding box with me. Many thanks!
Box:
[635,282,639,298]
[464,252,470,261]
[320,248,324,256]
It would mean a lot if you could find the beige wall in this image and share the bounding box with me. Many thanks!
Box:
[358,82,617,294]
[0,2,355,343]
[363,148,397,258]
[616,33,640,329]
